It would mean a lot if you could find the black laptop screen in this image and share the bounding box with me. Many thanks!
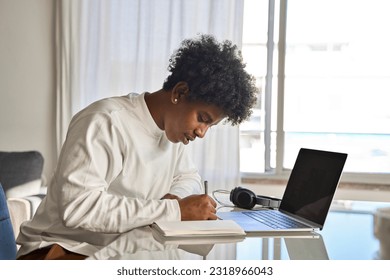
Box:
[279,148,347,227]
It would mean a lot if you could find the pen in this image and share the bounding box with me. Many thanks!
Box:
[204,180,221,219]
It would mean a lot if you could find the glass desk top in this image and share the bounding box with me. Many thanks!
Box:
[86,201,390,260]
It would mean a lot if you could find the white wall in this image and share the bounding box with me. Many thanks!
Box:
[0,0,56,182]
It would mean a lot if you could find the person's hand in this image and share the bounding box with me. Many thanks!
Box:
[178,194,218,220]
[161,193,180,200]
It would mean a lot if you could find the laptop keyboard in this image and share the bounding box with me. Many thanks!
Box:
[243,210,309,229]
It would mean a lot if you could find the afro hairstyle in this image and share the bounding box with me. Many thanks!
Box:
[163,34,258,125]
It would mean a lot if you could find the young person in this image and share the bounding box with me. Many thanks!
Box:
[17,34,257,259]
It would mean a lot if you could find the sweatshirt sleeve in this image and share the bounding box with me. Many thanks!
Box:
[168,145,203,198]
[55,112,180,233]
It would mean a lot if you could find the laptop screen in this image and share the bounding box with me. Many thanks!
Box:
[280,148,347,227]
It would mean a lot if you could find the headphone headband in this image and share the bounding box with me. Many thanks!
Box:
[255,195,281,208]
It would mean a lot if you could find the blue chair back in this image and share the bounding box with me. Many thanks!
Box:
[0,183,17,259]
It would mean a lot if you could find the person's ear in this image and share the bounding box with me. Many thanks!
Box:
[171,81,189,104]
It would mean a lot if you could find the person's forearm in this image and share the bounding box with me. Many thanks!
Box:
[60,189,181,233]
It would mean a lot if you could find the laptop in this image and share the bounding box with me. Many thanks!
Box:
[218,148,347,233]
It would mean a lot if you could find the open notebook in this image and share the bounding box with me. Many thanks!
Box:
[151,220,246,238]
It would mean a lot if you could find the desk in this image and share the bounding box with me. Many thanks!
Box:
[87,201,390,260]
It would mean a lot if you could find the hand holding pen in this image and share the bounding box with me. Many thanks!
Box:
[177,180,217,220]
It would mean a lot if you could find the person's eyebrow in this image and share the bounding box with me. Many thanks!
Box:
[205,112,224,126]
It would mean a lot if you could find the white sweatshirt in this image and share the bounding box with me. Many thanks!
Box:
[16,93,202,257]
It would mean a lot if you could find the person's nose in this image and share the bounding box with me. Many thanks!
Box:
[195,124,209,138]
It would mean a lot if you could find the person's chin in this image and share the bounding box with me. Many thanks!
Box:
[165,134,182,144]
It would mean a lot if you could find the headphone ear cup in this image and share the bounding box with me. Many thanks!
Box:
[230,187,257,209]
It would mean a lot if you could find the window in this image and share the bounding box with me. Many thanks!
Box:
[239,0,390,184]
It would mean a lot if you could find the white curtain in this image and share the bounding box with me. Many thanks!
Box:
[56,0,245,192]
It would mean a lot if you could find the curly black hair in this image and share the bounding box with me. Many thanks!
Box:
[163,34,258,125]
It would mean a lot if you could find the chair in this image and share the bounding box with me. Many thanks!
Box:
[0,183,17,260]
[0,150,44,198]
[7,197,31,243]
[0,150,47,217]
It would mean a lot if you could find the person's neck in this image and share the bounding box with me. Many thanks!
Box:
[144,89,169,130]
